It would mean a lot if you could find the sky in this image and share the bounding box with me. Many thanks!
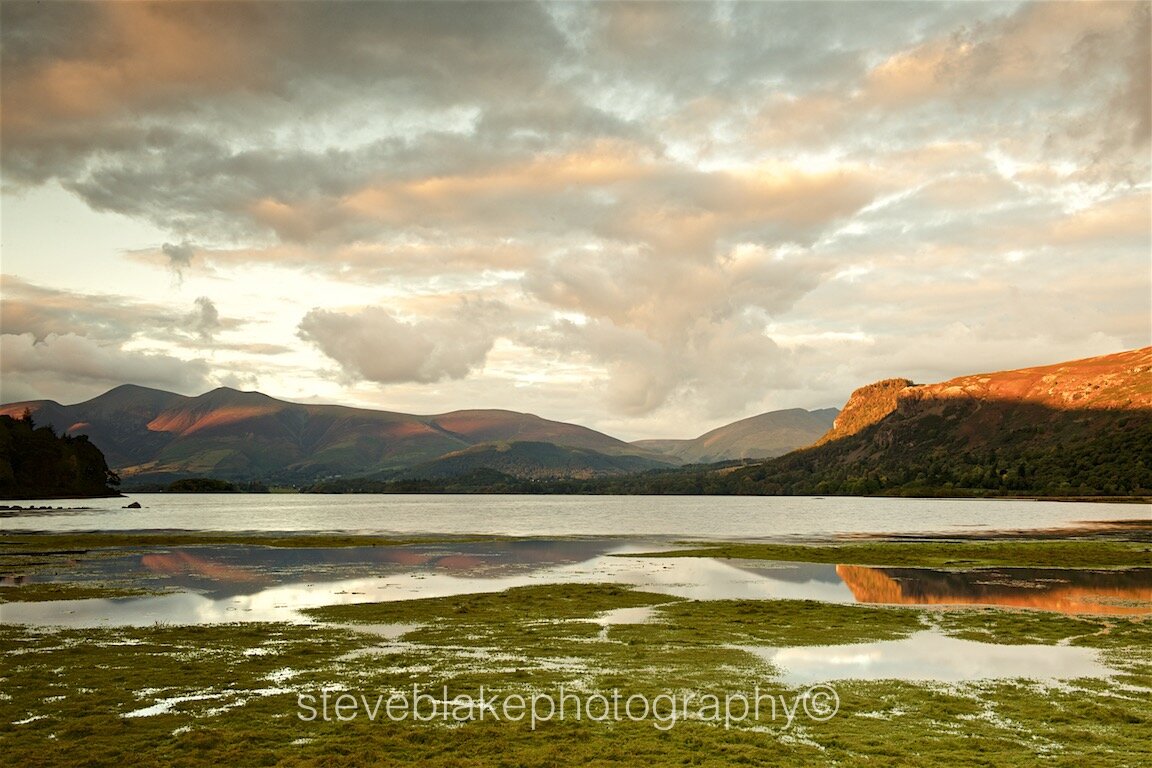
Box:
[0,0,1149,441]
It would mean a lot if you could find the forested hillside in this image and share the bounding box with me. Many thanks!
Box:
[0,412,121,499]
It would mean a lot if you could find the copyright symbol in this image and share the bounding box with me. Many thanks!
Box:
[802,684,839,721]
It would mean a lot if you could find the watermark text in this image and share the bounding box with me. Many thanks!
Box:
[297,684,839,730]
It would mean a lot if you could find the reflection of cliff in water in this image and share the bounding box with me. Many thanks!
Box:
[836,564,1152,615]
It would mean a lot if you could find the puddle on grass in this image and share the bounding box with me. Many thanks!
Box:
[741,630,1115,686]
[342,622,422,639]
[123,692,227,718]
[0,540,858,627]
[0,538,1148,627]
[590,606,662,626]
[122,687,291,718]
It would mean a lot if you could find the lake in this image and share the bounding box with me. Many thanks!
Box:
[1,493,1145,538]
[3,495,1149,687]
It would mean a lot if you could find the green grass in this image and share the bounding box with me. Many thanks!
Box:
[2,533,1150,766]
[637,539,1152,569]
[0,582,165,603]
[3,582,1149,767]
[307,582,674,625]
[0,532,497,552]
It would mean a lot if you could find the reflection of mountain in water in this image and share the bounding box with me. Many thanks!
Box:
[135,539,619,597]
[141,551,270,585]
[837,565,1152,615]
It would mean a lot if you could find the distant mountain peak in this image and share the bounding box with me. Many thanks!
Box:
[637,407,839,463]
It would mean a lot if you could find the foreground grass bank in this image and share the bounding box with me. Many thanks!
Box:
[2,581,1149,767]
[2,531,1149,765]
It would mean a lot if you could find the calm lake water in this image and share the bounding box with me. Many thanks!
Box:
[1,493,1145,538]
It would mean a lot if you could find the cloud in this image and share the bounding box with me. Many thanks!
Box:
[0,277,278,404]
[0,2,571,188]
[1,1,1148,435]
[511,234,836,415]
[0,332,211,403]
[0,276,242,346]
[857,1,1150,180]
[162,241,195,280]
[188,297,220,341]
[297,303,503,385]
[0,275,181,342]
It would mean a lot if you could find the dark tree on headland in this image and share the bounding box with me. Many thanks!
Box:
[0,411,121,499]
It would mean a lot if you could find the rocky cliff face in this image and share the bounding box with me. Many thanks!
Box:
[720,347,1152,496]
[817,347,1151,448]
[816,379,914,445]
[896,347,1151,412]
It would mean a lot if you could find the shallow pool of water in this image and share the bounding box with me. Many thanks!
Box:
[1,539,1148,627]
[0,542,855,626]
[742,630,1115,685]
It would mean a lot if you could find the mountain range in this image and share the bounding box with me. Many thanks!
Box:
[3,346,1147,496]
[0,385,835,486]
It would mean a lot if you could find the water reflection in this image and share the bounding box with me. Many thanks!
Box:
[837,565,1152,615]
[141,551,268,584]
[0,540,1148,627]
[0,543,854,627]
[741,631,1113,685]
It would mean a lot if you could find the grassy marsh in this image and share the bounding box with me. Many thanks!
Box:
[2,582,1150,767]
[636,538,1152,569]
[0,531,492,555]
[0,582,165,603]
[1,531,1150,766]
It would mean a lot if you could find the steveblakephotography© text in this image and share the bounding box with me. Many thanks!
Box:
[297,683,841,731]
